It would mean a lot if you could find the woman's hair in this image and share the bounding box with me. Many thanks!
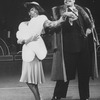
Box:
[24,2,46,15]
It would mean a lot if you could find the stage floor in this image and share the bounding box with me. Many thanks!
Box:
[0,60,100,100]
[0,73,100,100]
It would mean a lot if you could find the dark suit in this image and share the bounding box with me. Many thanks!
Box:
[51,4,96,100]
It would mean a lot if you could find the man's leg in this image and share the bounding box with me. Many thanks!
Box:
[78,74,90,100]
[77,51,90,100]
[52,80,69,100]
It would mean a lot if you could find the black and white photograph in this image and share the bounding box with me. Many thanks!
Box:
[0,0,100,100]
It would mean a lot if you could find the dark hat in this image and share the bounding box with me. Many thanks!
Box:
[24,1,46,15]
[24,1,39,7]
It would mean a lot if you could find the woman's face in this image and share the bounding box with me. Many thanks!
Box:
[29,7,39,18]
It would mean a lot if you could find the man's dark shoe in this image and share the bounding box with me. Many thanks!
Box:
[51,96,61,100]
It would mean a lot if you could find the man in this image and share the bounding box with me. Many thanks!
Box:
[51,0,99,100]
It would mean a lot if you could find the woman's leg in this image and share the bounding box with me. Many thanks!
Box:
[26,82,40,100]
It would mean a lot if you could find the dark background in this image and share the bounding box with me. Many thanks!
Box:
[0,0,99,26]
[0,0,99,52]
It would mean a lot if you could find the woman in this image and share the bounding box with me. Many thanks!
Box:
[16,1,64,100]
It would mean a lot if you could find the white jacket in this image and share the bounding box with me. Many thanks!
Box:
[16,15,48,62]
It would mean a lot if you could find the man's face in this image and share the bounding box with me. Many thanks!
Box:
[64,0,75,7]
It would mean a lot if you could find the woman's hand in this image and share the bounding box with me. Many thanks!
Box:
[59,15,67,22]
[63,11,78,20]
[32,34,40,41]
[63,11,74,17]
[17,39,24,44]
[24,34,39,45]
